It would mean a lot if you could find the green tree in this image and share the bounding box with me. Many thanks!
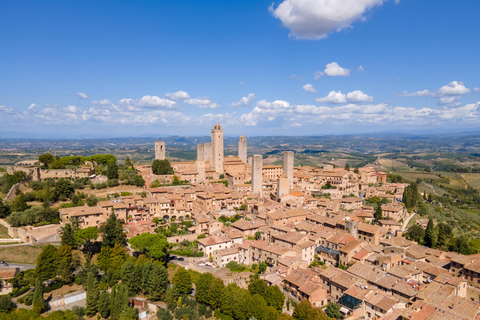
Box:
[101,213,127,248]
[128,233,169,262]
[36,244,58,282]
[164,285,180,310]
[437,223,453,248]
[146,264,168,301]
[375,204,383,220]
[325,303,342,319]
[172,267,192,294]
[61,223,76,247]
[152,159,174,175]
[208,278,225,309]
[99,291,111,319]
[74,226,99,257]
[32,278,46,313]
[0,202,11,218]
[86,195,99,207]
[124,157,133,168]
[106,161,119,180]
[403,182,421,212]
[293,299,328,320]
[248,279,268,296]
[56,245,74,283]
[407,224,425,243]
[259,262,267,274]
[424,219,437,248]
[255,231,261,240]
[344,163,350,171]
[10,192,28,212]
[265,285,285,312]
[354,166,359,174]
[0,295,15,313]
[195,272,214,304]
[86,271,99,317]
[157,308,174,320]
[54,179,75,201]
[39,153,54,166]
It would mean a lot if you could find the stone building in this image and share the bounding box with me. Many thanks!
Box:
[238,135,247,163]
[252,154,263,195]
[211,123,224,174]
[284,151,294,185]
[155,141,165,160]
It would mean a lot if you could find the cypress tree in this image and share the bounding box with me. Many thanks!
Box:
[424,219,437,248]
[36,244,58,282]
[147,264,168,301]
[85,271,99,316]
[99,291,111,319]
[208,278,225,309]
[61,223,76,247]
[164,285,180,310]
[32,278,46,314]
[375,204,383,220]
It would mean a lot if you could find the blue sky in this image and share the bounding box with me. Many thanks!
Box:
[1,0,480,137]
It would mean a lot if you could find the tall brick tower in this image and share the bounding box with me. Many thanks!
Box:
[238,135,247,163]
[155,141,165,160]
[211,122,224,174]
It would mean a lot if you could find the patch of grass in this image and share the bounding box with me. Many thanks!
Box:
[167,263,178,281]
[461,174,480,190]
[462,208,480,215]
[0,242,20,245]
[0,225,12,239]
[0,244,52,264]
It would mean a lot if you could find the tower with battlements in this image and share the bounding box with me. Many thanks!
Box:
[238,135,247,163]
[155,141,165,160]
[211,123,224,174]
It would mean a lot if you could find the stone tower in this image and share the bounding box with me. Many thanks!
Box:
[203,143,212,165]
[276,175,289,201]
[345,220,359,239]
[283,151,294,185]
[195,160,206,183]
[155,141,165,160]
[238,135,247,163]
[211,123,224,174]
[252,154,263,195]
[197,144,204,161]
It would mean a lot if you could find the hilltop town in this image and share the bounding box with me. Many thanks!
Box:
[1,123,480,320]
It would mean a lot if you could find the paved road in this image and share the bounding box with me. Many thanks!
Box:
[0,263,36,271]
[401,212,416,231]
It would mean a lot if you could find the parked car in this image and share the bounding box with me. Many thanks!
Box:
[177,257,185,261]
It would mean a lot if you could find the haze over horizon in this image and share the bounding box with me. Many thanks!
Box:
[1,0,480,137]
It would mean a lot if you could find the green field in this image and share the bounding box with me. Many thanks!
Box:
[461,174,480,190]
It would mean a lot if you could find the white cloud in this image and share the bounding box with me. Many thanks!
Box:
[256,99,291,109]
[270,0,394,40]
[229,93,255,107]
[289,74,304,81]
[28,103,38,110]
[302,84,317,93]
[184,97,220,109]
[77,92,88,99]
[165,90,190,100]
[474,87,480,93]
[316,91,346,104]
[0,105,14,114]
[346,90,373,102]
[119,95,177,110]
[357,65,365,73]
[313,71,323,80]
[64,105,77,113]
[438,81,470,96]
[399,89,434,97]
[324,62,351,77]
[239,81,245,86]
[438,96,460,106]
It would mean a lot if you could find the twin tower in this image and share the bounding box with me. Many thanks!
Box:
[196,123,247,174]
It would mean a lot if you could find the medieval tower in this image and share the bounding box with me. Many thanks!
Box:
[211,122,224,174]
[238,135,247,163]
[252,154,263,195]
[283,151,294,185]
[155,141,166,160]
